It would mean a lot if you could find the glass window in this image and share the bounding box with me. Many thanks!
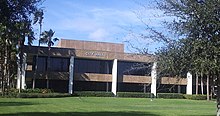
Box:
[74,59,112,74]
[50,57,69,72]
[34,56,69,72]
[118,61,152,76]
[36,56,47,72]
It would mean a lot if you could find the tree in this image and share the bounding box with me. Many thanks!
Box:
[33,9,44,89]
[0,0,44,94]
[131,0,220,103]
[40,29,59,89]
[153,0,220,108]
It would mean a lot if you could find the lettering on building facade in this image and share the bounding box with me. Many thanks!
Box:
[85,51,105,57]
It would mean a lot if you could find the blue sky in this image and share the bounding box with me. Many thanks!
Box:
[32,0,170,53]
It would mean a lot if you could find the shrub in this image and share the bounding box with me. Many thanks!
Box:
[1,88,56,98]
[6,88,19,98]
[183,94,207,100]
[21,88,53,93]
[17,93,71,98]
[157,93,184,99]
[117,92,154,98]
[74,91,114,97]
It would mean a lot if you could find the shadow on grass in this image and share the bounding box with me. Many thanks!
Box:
[186,114,215,116]
[0,111,160,116]
[0,111,215,116]
[0,102,36,107]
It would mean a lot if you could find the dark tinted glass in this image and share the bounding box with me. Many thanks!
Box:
[34,56,69,72]
[74,59,112,74]
[118,61,152,76]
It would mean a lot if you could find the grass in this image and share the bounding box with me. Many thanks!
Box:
[0,97,216,116]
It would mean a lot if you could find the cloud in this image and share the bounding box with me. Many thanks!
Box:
[47,7,140,41]
[88,28,109,41]
[41,0,174,52]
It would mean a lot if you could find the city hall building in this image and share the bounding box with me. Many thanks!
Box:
[18,39,193,96]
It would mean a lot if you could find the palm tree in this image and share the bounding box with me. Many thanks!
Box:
[40,29,59,89]
[33,9,44,89]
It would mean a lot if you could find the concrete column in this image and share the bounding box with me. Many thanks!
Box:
[187,72,192,95]
[144,84,146,93]
[69,56,74,94]
[178,85,181,93]
[151,62,157,97]
[111,59,117,96]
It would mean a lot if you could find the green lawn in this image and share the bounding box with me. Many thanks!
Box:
[0,97,216,116]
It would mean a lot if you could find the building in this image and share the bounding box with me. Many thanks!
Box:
[18,39,192,96]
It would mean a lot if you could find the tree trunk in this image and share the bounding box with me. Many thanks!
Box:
[201,72,204,95]
[33,41,40,89]
[6,51,10,95]
[210,75,214,100]
[18,37,25,93]
[207,74,209,100]
[3,40,10,95]
[201,77,204,95]
[196,72,199,95]
[33,24,42,89]
[0,64,3,96]
[178,85,181,93]
[46,47,50,89]
[217,73,220,115]
[3,47,7,95]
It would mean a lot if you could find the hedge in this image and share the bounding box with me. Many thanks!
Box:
[0,88,209,100]
[17,93,71,98]
[183,94,207,100]
[157,93,184,99]
[0,88,62,98]
[117,92,154,98]
[74,91,114,97]
[21,88,52,93]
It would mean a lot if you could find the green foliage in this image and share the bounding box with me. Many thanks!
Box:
[17,93,71,98]
[184,94,207,100]
[156,41,188,77]
[156,93,207,100]
[157,93,184,99]
[21,88,53,93]
[156,0,220,75]
[0,0,44,95]
[40,29,59,47]
[74,91,114,97]
[117,92,154,98]
[156,0,220,103]
[5,88,19,98]
[0,88,54,98]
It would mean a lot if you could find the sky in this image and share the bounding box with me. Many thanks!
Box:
[32,0,170,53]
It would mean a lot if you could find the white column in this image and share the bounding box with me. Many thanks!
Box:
[21,53,27,89]
[151,62,157,97]
[69,56,74,94]
[187,72,192,95]
[111,59,118,96]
